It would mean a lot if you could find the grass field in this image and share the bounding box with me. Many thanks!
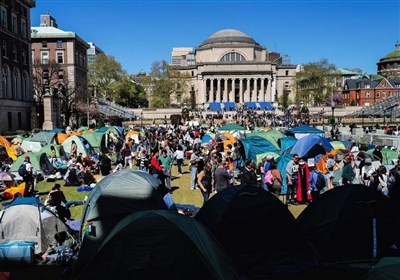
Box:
[33,160,306,220]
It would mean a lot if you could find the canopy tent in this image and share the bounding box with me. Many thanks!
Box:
[74,210,239,280]
[10,151,55,176]
[218,123,246,131]
[279,136,298,154]
[81,132,107,153]
[290,135,333,159]
[297,185,400,264]
[367,147,398,165]
[76,170,169,275]
[61,135,94,158]
[196,185,315,278]
[239,136,279,163]
[0,197,71,254]
[244,101,273,110]
[27,131,57,146]
[39,143,66,159]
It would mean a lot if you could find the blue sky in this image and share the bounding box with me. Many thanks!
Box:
[31,0,399,75]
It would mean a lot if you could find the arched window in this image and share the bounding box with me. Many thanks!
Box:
[2,64,11,99]
[220,52,246,62]
[13,68,21,100]
[22,71,29,100]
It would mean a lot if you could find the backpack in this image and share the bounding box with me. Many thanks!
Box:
[18,163,27,177]
[315,171,326,190]
[264,170,274,184]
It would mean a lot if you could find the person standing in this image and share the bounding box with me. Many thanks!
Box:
[173,145,185,176]
[70,140,78,159]
[22,156,34,197]
[49,145,57,168]
[189,150,200,190]
[214,159,232,193]
[342,156,355,185]
[149,150,165,188]
[120,143,132,169]
[197,161,213,204]
[286,154,300,205]
[159,149,172,191]
[296,159,310,204]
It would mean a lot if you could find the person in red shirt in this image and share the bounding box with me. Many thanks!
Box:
[149,150,165,189]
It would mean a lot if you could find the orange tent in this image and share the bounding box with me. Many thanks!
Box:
[315,148,349,174]
[56,133,71,144]
[222,132,236,153]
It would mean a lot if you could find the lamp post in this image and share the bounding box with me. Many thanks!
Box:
[331,101,336,128]
[362,109,364,128]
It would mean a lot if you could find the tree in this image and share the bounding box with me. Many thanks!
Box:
[88,54,125,100]
[295,59,340,106]
[144,60,190,108]
[113,76,148,108]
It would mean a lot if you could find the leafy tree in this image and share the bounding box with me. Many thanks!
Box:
[113,76,148,108]
[88,54,125,100]
[295,58,340,106]
[144,60,190,108]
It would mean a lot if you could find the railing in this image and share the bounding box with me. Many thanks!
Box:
[96,98,136,119]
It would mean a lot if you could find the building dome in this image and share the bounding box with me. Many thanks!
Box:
[377,42,400,77]
[199,29,259,47]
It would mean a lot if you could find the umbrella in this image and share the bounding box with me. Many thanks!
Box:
[0,172,16,181]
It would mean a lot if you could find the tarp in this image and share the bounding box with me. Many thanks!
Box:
[0,197,71,254]
[223,102,236,110]
[61,135,94,158]
[286,125,324,135]
[244,102,273,110]
[74,210,239,280]
[297,185,400,264]
[240,136,279,163]
[290,135,333,159]
[219,123,246,131]
[10,151,54,175]
[0,136,11,149]
[196,185,315,278]
[76,170,169,274]
[81,132,106,153]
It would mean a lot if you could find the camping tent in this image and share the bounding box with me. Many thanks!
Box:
[74,210,239,280]
[20,140,43,153]
[367,147,398,165]
[75,170,169,274]
[196,185,315,278]
[39,144,66,159]
[81,132,107,153]
[363,257,400,280]
[297,185,400,264]
[218,123,246,131]
[248,130,280,150]
[61,135,94,158]
[286,125,325,139]
[276,153,294,195]
[96,126,122,138]
[278,136,298,154]
[239,136,279,163]
[0,197,71,254]
[10,151,55,176]
[27,131,57,146]
[290,134,333,159]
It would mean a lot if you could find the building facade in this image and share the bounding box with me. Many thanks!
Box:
[377,42,400,78]
[31,14,90,127]
[0,0,35,133]
[171,29,297,110]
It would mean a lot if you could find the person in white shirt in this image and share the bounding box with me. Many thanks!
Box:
[173,145,185,176]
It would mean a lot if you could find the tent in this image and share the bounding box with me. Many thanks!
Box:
[20,140,43,153]
[248,131,280,150]
[290,135,333,159]
[363,257,400,280]
[39,143,65,159]
[75,170,169,274]
[201,133,215,143]
[278,136,298,154]
[297,185,400,264]
[55,133,71,145]
[286,125,324,139]
[0,197,71,254]
[125,130,140,143]
[61,135,94,158]
[81,132,107,153]
[74,210,239,280]
[219,123,246,131]
[10,151,55,176]
[276,154,294,195]
[367,147,398,165]
[239,136,279,163]
[96,126,122,138]
[27,131,57,146]
[330,140,347,150]
[196,185,316,278]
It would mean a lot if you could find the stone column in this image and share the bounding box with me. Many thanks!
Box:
[260,78,265,102]
[271,75,276,102]
[202,79,207,105]
[246,78,251,102]
[253,78,258,102]
[266,77,271,102]
[223,79,228,102]
[217,79,221,102]
[239,79,243,103]
[42,88,54,130]
[230,79,235,102]
[209,79,214,103]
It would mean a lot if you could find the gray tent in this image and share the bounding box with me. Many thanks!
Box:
[0,197,71,254]
[74,210,239,280]
[75,170,169,274]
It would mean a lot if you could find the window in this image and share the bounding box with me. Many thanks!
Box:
[41,51,49,64]
[7,112,12,131]
[17,112,22,128]
[13,68,20,99]
[220,52,246,62]
[2,64,11,98]
[285,70,289,76]
[56,40,63,48]
[56,51,64,64]
[20,19,26,38]
[2,40,7,58]
[42,41,47,48]
[365,91,370,98]
[22,49,26,64]
[11,14,17,33]
[12,44,17,61]
[0,7,7,28]
[22,71,28,99]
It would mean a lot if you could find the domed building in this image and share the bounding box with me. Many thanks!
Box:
[171,29,297,110]
[377,42,400,77]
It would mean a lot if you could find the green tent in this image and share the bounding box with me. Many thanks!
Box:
[249,131,280,150]
[39,143,65,158]
[255,151,280,164]
[367,147,398,165]
[81,132,106,153]
[77,126,89,133]
[74,210,239,280]
[27,131,57,145]
[219,123,246,131]
[96,126,122,138]
[10,151,54,175]
[61,135,94,157]
[330,140,347,150]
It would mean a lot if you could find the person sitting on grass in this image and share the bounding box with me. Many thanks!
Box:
[41,231,77,264]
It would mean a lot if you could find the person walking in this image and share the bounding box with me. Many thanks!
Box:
[173,145,185,176]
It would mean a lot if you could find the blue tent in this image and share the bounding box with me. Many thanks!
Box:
[286,125,324,135]
[240,136,279,163]
[278,136,298,154]
[290,135,333,158]
[201,134,213,143]
[276,154,293,195]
